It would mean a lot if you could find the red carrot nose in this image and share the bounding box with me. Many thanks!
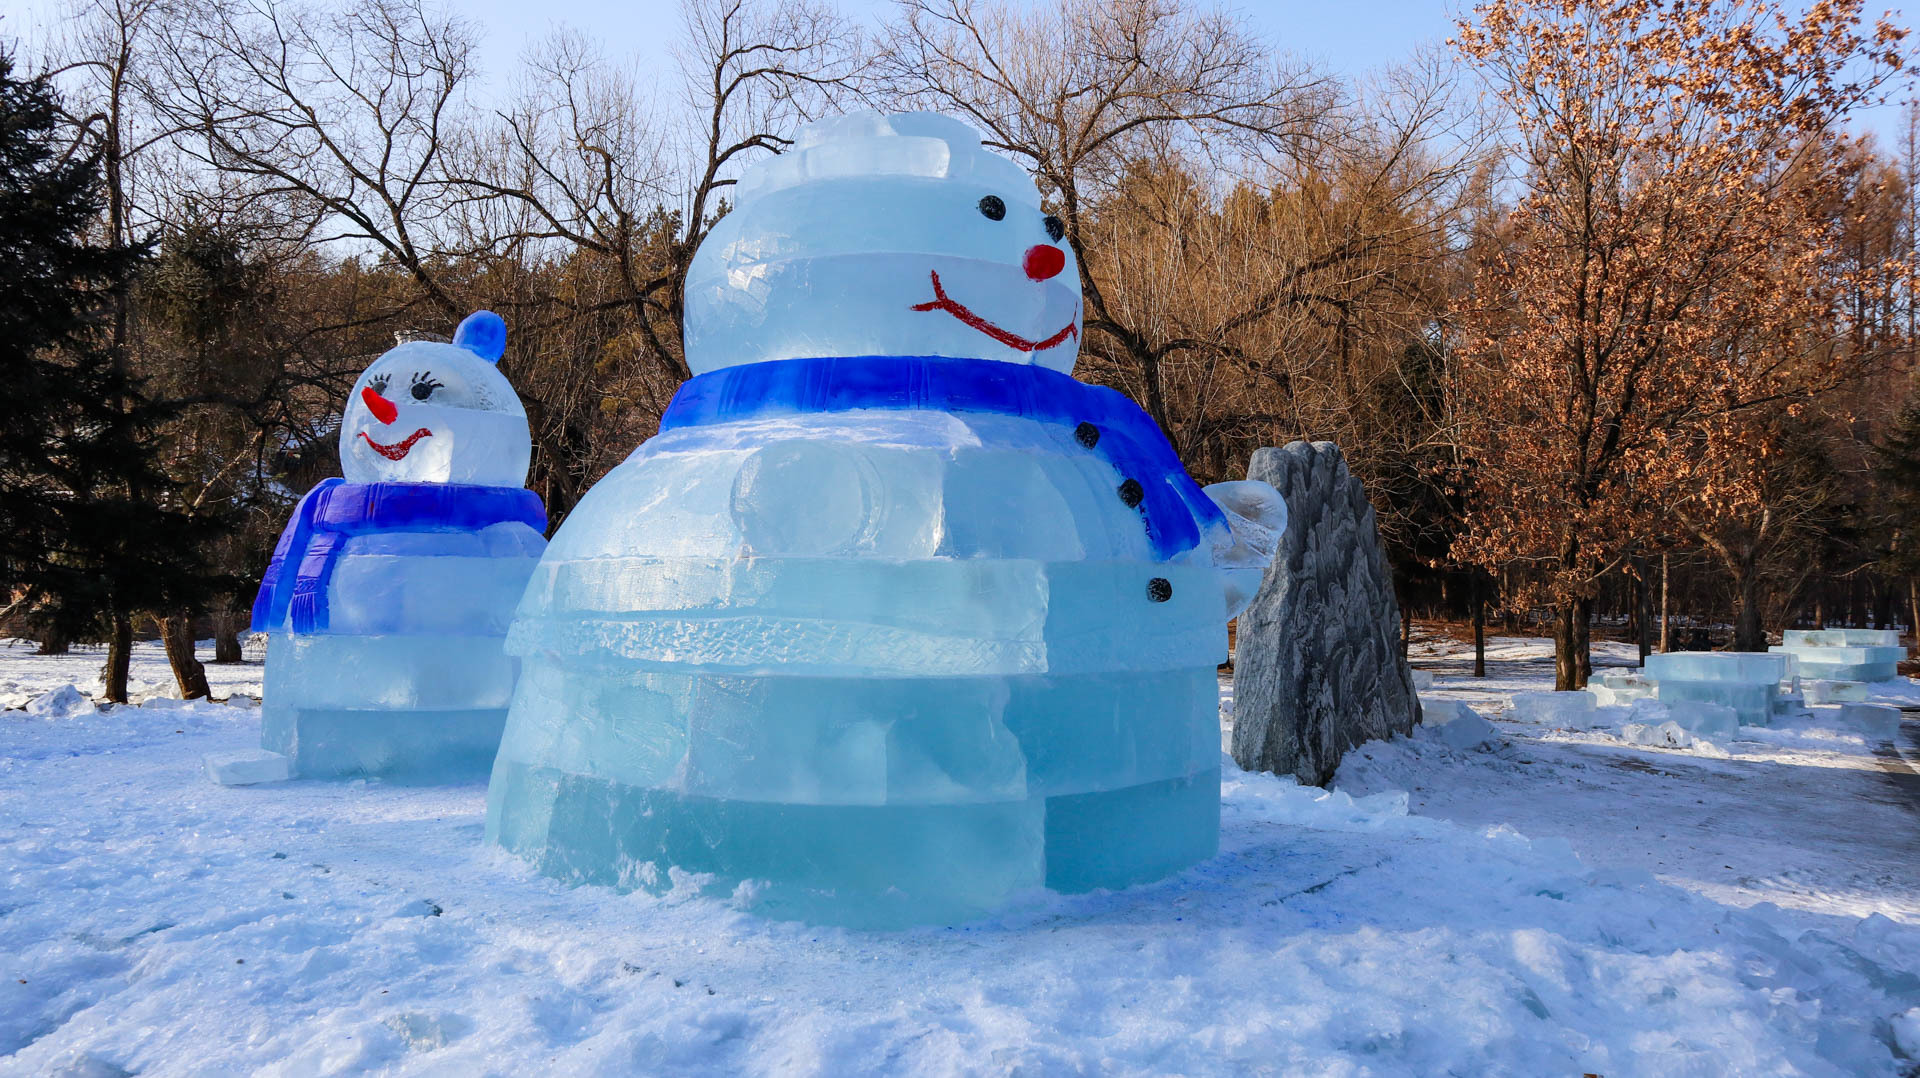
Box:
[1023,244,1065,281]
[361,386,398,425]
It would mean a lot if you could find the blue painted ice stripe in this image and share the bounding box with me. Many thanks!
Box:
[660,355,1223,561]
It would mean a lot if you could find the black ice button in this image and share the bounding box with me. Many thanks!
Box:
[1117,478,1144,508]
[1074,422,1100,448]
[1147,577,1173,602]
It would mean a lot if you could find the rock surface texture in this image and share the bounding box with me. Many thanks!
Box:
[1232,441,1420,786]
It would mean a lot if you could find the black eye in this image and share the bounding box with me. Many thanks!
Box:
[978,195,1006,221]
[1044,215,1065,243]
[369,374,390,394]
[408,371,444,401]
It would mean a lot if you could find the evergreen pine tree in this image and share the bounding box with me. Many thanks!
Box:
[0,52,212,699]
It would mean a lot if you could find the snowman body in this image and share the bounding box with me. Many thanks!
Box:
[252,313,548,780]
[487,115,1282,924]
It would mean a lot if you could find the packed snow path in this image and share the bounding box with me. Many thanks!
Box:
[1338,638,1920,923]
[5,638,1920,1075]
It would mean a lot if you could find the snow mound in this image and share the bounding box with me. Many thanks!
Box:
[25,683,95,719]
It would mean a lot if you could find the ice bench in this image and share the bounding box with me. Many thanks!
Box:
[1644,651,1794,727]
[1768,628,1905,683]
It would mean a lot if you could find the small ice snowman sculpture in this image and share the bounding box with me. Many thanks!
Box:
[486,114,1284,925]
[247,312,548,781]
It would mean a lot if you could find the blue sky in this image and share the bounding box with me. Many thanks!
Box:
[0,0,1468,91]
[1,0,1909,144]
[433,0,1463,83]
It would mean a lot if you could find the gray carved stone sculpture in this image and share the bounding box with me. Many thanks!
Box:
[1232,441,1420,786]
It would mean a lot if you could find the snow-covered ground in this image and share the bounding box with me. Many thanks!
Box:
[5,634,1920,1075]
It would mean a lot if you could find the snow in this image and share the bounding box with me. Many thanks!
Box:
[24,685,94,720]
[3,634,1920,1074]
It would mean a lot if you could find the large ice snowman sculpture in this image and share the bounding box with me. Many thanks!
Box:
[249,311,548,780]
[486,113,1284,925]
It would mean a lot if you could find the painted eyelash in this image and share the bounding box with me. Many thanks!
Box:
[369,374,391,394]
[407,370,446,401]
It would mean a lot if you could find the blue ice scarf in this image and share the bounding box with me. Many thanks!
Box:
[251,480,548,634]
[659,355,1225,561]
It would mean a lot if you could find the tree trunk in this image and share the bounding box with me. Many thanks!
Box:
[1574,597,1592,686]
[102,613,133,704]
[1730,567,1766,652]
[1908,576,1918,657]
[1636,558,1652,665]
[1472,575,1487,679]
[212,610,245,664]
[1554,600,1580,691]
[1400,605,1411,658]
[160,614,211,700]
[1659,553,1671,653]
[35,628,69,656]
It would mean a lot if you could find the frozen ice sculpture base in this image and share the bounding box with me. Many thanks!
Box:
[487,761,1219,929]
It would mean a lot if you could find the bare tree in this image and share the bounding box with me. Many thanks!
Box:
[882,0,1364,441]
[462,0,865,376]
[441,0,867,514]
[152,0,478,319]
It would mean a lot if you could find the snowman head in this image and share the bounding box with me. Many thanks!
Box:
[337,311,532,487]
[685,112,1083,375]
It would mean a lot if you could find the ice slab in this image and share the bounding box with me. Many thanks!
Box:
[1782,628,1900,648]
[1838,703,1902,741]
[204,749,290,786]
[1768,642,1902,683]
[1510,691,1597,726]
[1410,669,1435,692]
[1418,697,1496,750]
[1655,680,1776,727]
[1645,651,1789,684]
[259,634,520,781]
[1657,700,1738,741]
[262,704,509,782]
[1645,652,1790,726]
[487,758,1217,929]
[1621,721,1693,749]
[1589,672,1656,708]
[1803,680,1867,705]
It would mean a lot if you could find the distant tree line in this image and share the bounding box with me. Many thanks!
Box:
[4,0,1918,698]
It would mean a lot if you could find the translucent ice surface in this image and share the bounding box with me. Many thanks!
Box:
[685,114,1082,375]
[1804,680,1868,704]
[1838,702,1902,740]
[1657,700,1738,742]
[486,114,1282,927]
[250,312,547,781]
[1782,628,1900,648]
[1644,651,1789,684]
[1644,651,1790,727]
[1510,691,1597,726]
[1589,672,1656,708]
[1769,640,1903,683]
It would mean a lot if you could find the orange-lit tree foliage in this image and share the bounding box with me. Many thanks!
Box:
[1449,0,1907,688]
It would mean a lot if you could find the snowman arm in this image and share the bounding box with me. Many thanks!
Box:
[1201,479,1286,620]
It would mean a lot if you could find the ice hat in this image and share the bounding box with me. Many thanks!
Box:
[736,112,1040,207]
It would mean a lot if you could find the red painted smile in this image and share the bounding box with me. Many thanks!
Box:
[910,271,1078,353]
[358,427,433,460]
